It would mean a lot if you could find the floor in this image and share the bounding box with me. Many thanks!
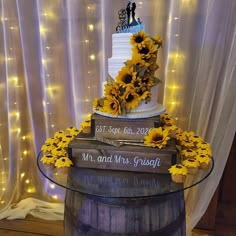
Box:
[0,216,236,236]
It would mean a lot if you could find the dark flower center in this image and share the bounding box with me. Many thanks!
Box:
[176,164,182,169]
[135,36,143,43]
[111,102,117,110]
[153,134,163,142]
[123,74,132,84]
[139,47,149,55]
[126,93,134,102]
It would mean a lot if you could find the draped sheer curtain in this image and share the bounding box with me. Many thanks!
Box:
[0,0,235,234]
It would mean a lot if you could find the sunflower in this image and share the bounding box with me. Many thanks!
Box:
[130,30,149,49]
[152,35,163,48]
[168,164,188,175]
[54,131,66,140]
[141,75,156,87]
[55,156,73,168]
[162,116,176,126]
[125,52,149,68]
[93,98,103,110]
[122,86,140,111]
[41,154,57,165]
[116,66,137,87]
[133,40,157,60]
[104,81,121,97]
[57,140,70,149]
[66,127,80,137]
[45,137,58,146]
[144,127,170,149]
[196,147,212,156]
[196,142,211,149]
[41,143,54,153]
[51,147,67,157]
[103,96,121,116]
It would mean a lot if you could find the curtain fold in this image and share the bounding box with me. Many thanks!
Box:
[0,0,235,234]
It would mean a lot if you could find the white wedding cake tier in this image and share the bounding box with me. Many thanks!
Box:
[108,33,133,79]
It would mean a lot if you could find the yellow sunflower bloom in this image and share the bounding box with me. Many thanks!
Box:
[41,154,57,165]
[122,87,141,111]
[104,82,121,97]
[57,140,70,149]
[144,127,170,149]
[141,75,155,87]
[152,35,163,48]
[196,141,211,149]
[133,40,157,60]
[103,96,122,116]
[66,127,81,137]
[196,147,212,156]
[182,158,200,168]
[168,164,188,175]
[54,131,66,140]
[41,144,53,153]
[116,66,137,87]
[130,30,149,49]
[125,52,149,68]
[51,147,67,157]
[55,156,73,168]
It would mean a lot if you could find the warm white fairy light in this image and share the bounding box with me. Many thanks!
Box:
[50,184,55,189]
[52,195,58,200]
[23,150,28,156]
[39,24,48,36]
[27,187,36,193]
[21,173,25,178]
[89,54,95,60]
[88,24,94,31]
[25,179,30,184]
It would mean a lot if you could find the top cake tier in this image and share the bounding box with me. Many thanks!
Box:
[108,33,132,79]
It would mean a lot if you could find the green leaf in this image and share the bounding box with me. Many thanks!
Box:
[107,74,115,83]
[153,76,162,84]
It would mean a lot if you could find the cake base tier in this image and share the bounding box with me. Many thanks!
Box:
[93,104,166,119]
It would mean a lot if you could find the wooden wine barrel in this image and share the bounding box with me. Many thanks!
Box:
[64,190,185,236]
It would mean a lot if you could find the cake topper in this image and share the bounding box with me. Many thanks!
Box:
[116,1,144,33]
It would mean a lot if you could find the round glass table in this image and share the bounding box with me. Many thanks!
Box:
[37,152,213,236]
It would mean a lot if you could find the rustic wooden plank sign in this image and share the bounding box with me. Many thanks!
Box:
[68,138,177,174]
[91,113,161,140]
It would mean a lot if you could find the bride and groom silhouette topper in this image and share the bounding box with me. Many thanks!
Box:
[116,1,143,33]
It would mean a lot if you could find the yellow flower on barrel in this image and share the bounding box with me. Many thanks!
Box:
[116,66,137,87]
[103,96,121,116]
[144,127,170,149]
[122,86,140,111]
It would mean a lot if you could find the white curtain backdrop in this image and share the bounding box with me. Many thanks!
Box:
[0,0,235,234]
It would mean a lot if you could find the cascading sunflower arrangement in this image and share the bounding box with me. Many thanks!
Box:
[93,30,162,116]
[144,113,213,183]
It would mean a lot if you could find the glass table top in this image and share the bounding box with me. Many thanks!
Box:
[37,152,214,198]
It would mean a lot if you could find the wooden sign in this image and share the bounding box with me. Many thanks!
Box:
[68,138,177,174]
[91,113,161,140]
